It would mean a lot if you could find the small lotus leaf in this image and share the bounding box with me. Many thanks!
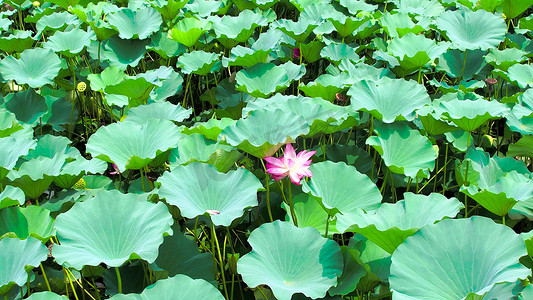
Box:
[43,28,96,57]
[107,6,162,40]
[53,190,173,269]
[435,98,508,132]
[282,193,339,237]
[168,17,212,48]
[86,119,181,172]
[158,162,262,226]
[0,48,62,89]
[390,217,530,299]
[219,109,309,157]
[0,206,55,241]
[366,122,437,178]
[235,63,290,98]
[346,192,463,254]
[485,48,527,71]
[380,12,426,39]
[92,37,150,69]
[0,136,36,179]
[222,46,271,68]
[0,237,48,295]
[5,89,48,125]
[394,0,444,17]
[124,102,192,124]
[7,155,64,199]
[238,221,343,300]
[347,77,430,123]
[0,186,25,209]
[212,10,268,45]
[508,64,533,89]
[0,30,34,53]
[435,9,506,51]
[109,274,224,300]
[177,51,220,75]
[272,18,318,42]
[302,161,382,232]
[182,118,236,141]
[36,11,81,33]
[386,33,450,73]
[320,43,360,65]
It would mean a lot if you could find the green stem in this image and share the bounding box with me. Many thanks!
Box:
[287,182,298,227]
[115,267,122,294]
[256,286,268,299]
[457,49,468,83]
[502,215,506,225]
[40,263,52,292]
[212,223,230,300]
[139,168,146,192]
[442,144,449,195]
[380,169,390,194]
[324,214,330,238]
[260,160,274,222]
[464,133,472,218]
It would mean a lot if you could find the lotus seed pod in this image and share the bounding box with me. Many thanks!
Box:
[32,1,40,7]
[72,178,86,189]
[77,82,87,92]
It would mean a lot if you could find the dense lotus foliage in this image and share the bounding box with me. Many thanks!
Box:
[0,0,533,299]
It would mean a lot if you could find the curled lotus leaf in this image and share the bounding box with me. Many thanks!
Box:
[385,33,450,73]
[0,186,25,209]
[0,48,62,89]
[107,6,162,40]
[235,63,290,98]
[0,30,34,53]
[86,119,181,172]
[108,275,224,300]
[36,11,81,33]
[7,155,65,199]
[53,190,173,270]
[26,292,68,299]
[0,237,48,295]
[338,0,377,14]
[394,0,444,17]
[237,220,343,300]
[366,122,437,178]
[435,9,506,51]
[380,12,427,39]
[347,77,430,123]
[42,28,96,57]
[345,192,463,254]
[219,109,309,158]
[271,18,319,42]
[176,51,221,76]
[298,73,349,101]
[390,217,530,299]
[301,161,382,233]
[158,162,262,226]
[123,102,192,124]
[0,136,36,180]
[435,98,508,132]
[168,17,212,48]
[0,206,56,241]
[282,193,340,238]
[320,43,361,65]
[211,10,268,44]
[508,64,533,89]
[222,46,271,68]
[485,48,527,71]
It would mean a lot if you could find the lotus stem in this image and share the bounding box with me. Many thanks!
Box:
[260,160,274,222]
[139,167,146,192]
[464,133,472,218]
[324,214,330,238]
[65,268,80,300]
[40,263,51,292]
[502,215,505,225]
[442,144,449,195]
[457,49,468,83]
[287,182,298,227]
[211,223,230,300]
[115,267,122,294]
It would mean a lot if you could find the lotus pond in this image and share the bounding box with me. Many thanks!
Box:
[1,0,533,299]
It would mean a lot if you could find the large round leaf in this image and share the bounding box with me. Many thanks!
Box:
[168,17,212,48]
[435,98,508,132]
[123,102,192,124]
[366,122,437,178]
[108,274,224,300]
[107,6,162,40]
[5,89,48,125]
[0,48,62,88]
[435,9,506,51]
[176,51,220,76]
[238,221,343,300]
[42,28,96,57]
[345,192,463,254]
[508,64,533,89]
[7,155,64,199]
[158,162,262,226]
[301,161,382,233]
[347,77,430,123]
[219,109,309,158]
[86,119,181,172]
[0,237,48,295]
[0,136,36,180]
[53,190,173,270]
[212,10,268,45]
[390,217,530,299]
[235,63,290,98]
[26,292,68,299]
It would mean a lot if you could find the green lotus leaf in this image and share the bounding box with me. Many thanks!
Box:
[0,206,55,241]
[435,9,506,51]
[86,119,181,172]
[238,220,343,300]
[339,61,390,82]
[149,70,184,102]
[289,0,330,11]
[507,135,533,158]
[0,17,12,32]
[36,11,81,33]
[168,133,241,172]
[508,64,533,89]
[327,244,367,296]
[380,12,426,39]
[298,73,348,101]
[151,225,214,282]
[282,193,339,237]
[182,117,236,141]
[349,235,391,294]
[272,18,318,43]
[390,217,530,299]
[107,6,162,40]
[394,0,444,17]
[41,95,79,131]
[26,291,68,299]
[104,77,157,107]
[366,122,437,178]
[22,135,78,161]
[301,161,381,233]
[244,95,357,136]
[0,30,34,53]
[148,0,187,21]
[416,105,457,136]
[109,274,224,300]
[320,43,360,65]
[185,0,224,17]
[347,77,430,123]
[43,28,96,57]
[0,48,62,89]
[124,102,192,124]
[87,66,126,92]
[7,155,64,199]
[485,48,527,71]
[252,0,279,9]
[222,46,271,68]
[219,109,309,157]
[0,237,48,295]
[53,157,107,189]
[506,114,533,135]
[435,98,508,132]
[0,186,25,209]
[509,89,533,118]
[386,33,450,73]
[0,109,25,137]
[4,89,48,125]
[501,0,533,19]
[520,284,533,300]
[328,15,371,39]
[346,192,463,254]
[53,190,173,270]
[444,129,471,152]
[436,49,487,80]
[177,51,220,76]
[235,63,290,98]
[158,162,262,226]
[90,37,150,69]
[147,31,187,59]
[428,79,485,93]
[168,17,212,48]
[0,136,36,180]
[212,10,267,46]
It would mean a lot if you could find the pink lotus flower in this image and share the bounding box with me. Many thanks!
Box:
[293,48,300,59]
[264,144,316,185]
